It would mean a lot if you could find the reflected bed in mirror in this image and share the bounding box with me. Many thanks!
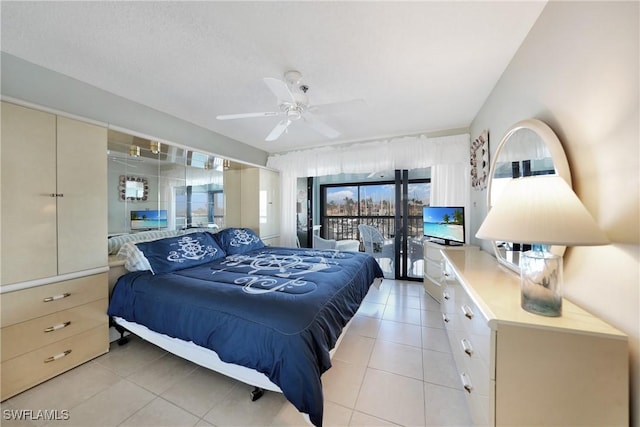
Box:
[486,119,571,273]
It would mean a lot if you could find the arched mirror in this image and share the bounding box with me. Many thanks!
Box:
[486,119,571,273]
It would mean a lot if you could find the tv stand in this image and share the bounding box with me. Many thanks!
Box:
[423,240,477,303]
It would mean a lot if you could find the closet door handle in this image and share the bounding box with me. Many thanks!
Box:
[44,321,71,333]
[442,291,450,300]
[44,350,72,363]
[442,313,450,323]
[461,304,474,319]
[461,338,474,356]
[43,293,71,302]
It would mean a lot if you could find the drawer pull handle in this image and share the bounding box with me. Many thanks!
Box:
[442,291,450,300]
[442,313,450,323]
[43,293,71,302]
[460,373,473,394]
[44,349,72,363]
[44,321,71,333]
[461,338,474,356]
[461,304,474,319]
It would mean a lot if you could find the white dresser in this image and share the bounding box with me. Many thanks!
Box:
[423,240,478,303]
[439,249,628,426]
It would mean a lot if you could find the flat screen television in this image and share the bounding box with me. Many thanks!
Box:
[130,209,168,230]
[422,206,465,245]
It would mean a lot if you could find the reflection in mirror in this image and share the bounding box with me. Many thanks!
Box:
[119,175,148,201]
[107,129,242,235]
[486,119,571,273]
[178,150,226,229]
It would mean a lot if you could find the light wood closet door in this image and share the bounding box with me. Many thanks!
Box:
[56,116,107,274]
[1,102,58,284]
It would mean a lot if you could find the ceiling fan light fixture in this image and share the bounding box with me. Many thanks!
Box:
[286,106,302,121]
[217,70,356,142]
[284,70,303,86]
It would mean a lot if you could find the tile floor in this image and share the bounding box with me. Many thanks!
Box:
[1,279,472,427]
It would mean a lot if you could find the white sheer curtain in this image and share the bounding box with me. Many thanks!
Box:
[278,169,298,248]
[430,163,471,242]
[267,133,470,247]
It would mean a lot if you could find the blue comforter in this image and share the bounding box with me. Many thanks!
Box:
[108,247,383,426]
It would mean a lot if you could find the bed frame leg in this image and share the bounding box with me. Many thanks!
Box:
[250,387,264,402]
[109,317,130,346]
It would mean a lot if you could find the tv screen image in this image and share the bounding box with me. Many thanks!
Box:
[422,206,465,245]
[131,209,168,230]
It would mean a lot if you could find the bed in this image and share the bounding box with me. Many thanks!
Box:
[107,228,383,426]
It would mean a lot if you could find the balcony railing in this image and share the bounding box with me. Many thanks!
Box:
[321,216,424,241]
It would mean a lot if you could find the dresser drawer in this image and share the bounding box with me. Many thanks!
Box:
[468,387,492,427]
[425,259,442,281]
[424,245,441,262]
[451,330,491,397]
[457,293,491,340]
[440,285,461,315]
[1,299,107,362]
[0,326,108,401]
[1,273,107,326]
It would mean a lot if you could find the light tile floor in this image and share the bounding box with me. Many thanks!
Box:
[1,280,472,427]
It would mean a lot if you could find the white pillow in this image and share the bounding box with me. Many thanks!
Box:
[108,229,178,255]
[117,242,153,272]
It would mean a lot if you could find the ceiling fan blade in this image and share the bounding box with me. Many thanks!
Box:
[216,111,280,120]
[307,98,365,115]
[263,77,296,104]
[265,119,291,142]
[303,113,341,139]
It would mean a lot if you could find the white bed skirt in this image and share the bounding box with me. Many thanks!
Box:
[112,315,353,393]
[113,317,282,392]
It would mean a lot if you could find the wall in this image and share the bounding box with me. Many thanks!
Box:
[0,53,269,167]
[469,1,639,423]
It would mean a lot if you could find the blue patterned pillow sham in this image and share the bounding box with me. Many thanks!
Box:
[214,227,265,255]
[135,232,226,274]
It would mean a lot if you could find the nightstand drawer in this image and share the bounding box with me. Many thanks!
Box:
[1,273,107,326]
[1,299,107,362]
[0,326,108,401]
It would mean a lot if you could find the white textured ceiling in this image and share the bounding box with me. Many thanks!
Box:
[1,1,546,154]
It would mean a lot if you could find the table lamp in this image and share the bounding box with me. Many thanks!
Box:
[476,175,609,316]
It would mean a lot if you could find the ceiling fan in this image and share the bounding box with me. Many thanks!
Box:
[216,70,363,142]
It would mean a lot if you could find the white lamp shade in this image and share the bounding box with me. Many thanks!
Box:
[476,175,609,246]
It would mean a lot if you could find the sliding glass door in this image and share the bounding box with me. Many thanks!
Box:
[319,170,430,280]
